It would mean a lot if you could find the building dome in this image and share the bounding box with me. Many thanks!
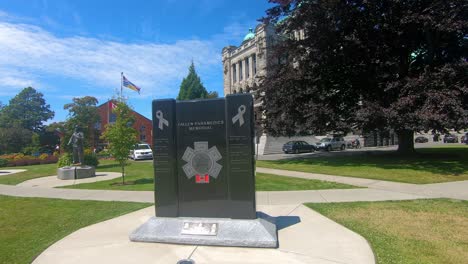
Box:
[243,28,255,42]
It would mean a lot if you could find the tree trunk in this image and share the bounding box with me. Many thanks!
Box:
[121,162,125,184]
[397,129,415,154]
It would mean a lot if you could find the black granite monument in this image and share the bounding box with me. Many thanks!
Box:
[130,94,277,248]
[153,94,256,219]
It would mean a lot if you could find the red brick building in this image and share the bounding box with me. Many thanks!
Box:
[97,100,153,147]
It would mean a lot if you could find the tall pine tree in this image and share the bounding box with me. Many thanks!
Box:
[177,62,209,100]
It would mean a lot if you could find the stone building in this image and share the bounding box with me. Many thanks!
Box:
[222,24,276,95]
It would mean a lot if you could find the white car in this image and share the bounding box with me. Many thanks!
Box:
[130,143,153,160]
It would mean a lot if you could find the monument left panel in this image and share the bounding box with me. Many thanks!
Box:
[153,99,178,217]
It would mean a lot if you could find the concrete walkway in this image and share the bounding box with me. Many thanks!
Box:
[1,168,466,204]
[4,168,467,264]
[0,169,26,176]
[257,167,468,201]
[33,205,375,264]
[18,172,122,188]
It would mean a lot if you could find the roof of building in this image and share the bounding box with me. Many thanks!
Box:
[243,28,255,42]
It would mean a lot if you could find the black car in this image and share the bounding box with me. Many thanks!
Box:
[443,134,458,143]
[414,136,429,143]
[283,141,315,154]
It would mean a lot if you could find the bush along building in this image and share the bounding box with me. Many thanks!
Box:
[97,100,152,148]
[223,25,397,154]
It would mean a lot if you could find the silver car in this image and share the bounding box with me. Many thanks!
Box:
[315,137,346,151]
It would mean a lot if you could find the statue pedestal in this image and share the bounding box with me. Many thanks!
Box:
[57,166,95,180]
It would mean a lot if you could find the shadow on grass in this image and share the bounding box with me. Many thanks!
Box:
[133,178,153,185]
[268,147,468,176]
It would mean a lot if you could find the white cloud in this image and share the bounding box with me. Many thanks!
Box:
[0,67,44,96]
[0,21,221,98]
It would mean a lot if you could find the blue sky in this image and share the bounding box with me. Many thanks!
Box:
[0,0,273,122]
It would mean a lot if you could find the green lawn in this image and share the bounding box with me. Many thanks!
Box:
[0,159,153,185]
[255,173,357,191]
[62,172,358,191]
[306,199,468,264]
[0,163,58,185]
[3,146,467,186]
[0,195,151,264]
[257,146,468,184]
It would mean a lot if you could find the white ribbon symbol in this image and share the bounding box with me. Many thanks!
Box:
[156,110,169,130]
[231,105,246,127]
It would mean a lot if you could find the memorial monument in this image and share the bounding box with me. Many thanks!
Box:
[130,94,278,248]
[57,126,96,180]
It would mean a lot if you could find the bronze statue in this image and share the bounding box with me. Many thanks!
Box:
[68,126,84,165]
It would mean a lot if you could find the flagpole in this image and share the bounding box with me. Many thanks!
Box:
[120,72,123,102]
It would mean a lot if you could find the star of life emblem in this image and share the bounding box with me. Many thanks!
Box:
[182,142,222,183]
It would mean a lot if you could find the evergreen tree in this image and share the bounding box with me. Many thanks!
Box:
[0,87,54,132]
[177,62,209,100]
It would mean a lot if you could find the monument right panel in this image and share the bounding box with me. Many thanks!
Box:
[226,94,256,219]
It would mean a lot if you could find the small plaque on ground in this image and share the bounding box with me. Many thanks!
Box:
[181,222,218,236]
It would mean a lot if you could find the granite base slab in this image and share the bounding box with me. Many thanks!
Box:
[57,166,95,180]
[130,212,278,248]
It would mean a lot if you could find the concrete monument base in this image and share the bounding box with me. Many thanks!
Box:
[57,166,95,180]
[130,212,278,248]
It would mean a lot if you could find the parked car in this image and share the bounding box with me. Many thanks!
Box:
[346,138,362,149]
[414,136,429,143]
[315,137,346,151]
[282,141,315,154]
[443,134,458,143]
[129,143,153,160]
[461,133,468,144]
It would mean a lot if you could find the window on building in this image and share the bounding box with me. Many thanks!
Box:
[239,62,243,81]
[253,54,257,75]
[140,134,146,142]
[245,58,250,78]
[140,125,145,132]
[232,65,237,83]
[240,88,244,93]
[109,113,116,123]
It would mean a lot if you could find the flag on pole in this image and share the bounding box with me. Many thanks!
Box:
[122,75,141,94]
[109,101,118,110]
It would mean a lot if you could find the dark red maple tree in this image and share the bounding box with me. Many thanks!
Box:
[259,0,467,153]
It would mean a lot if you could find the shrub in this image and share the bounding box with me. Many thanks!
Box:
[13,153,25,160]
[38,153,49,160]
[0,158,7,167]
[57,153,72,168]
[84,153,99,167]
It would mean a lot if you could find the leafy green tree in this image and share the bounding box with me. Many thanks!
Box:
[64,96,100,147]
[177,62,209,100]
[0,87,54,131]
[100,101,138,184]
[0,125,33,154]
[260,0,467,153]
